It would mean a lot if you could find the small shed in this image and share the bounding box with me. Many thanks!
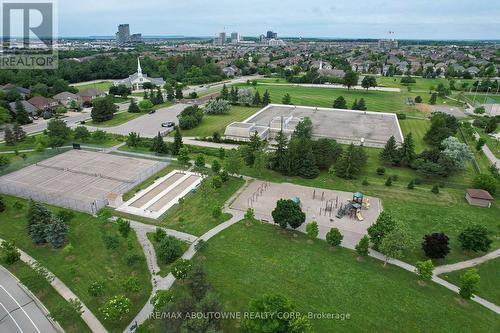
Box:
[465,189,494,208]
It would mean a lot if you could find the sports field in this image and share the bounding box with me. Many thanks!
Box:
[0,150,166,213]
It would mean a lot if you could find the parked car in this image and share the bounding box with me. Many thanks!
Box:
[161,122,175,128]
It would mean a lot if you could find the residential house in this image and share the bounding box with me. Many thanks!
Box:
[77,88,106,103]
[0,84,31,99]
[222,65,239,77]
[53,92,83,108]
[8,100,37,116]
[27,96,58,111]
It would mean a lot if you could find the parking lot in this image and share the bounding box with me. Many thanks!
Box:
[85,103,186,137]
[0,266,58,333]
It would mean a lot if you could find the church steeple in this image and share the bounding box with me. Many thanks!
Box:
[137,57,143,77]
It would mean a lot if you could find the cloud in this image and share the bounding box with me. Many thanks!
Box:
[57,0,500,39]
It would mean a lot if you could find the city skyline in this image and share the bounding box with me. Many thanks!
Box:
[58,0,500,40]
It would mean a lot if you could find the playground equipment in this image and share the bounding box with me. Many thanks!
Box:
[247,182,270,207]
[335,192,369,221]
[319,197,339,217]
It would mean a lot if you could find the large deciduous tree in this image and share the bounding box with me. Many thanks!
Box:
[272,199,306,229]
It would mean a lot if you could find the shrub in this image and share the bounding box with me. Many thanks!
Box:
[158,236,183,264]
[362,179,369,186]
[458,225,492,252]
[212,176,222,189]
[102,234,119,250]
[150,290,173,312]
[415,260,434,281]
[124,253,143,267]
[414,96,422,103]
[244,208,255,220]
[473,174,498,195]
[397,113,407,120]
[385,177,392,186]
[62,243,74,255]
[413,178,423,185]
[422,233,450,259]
[99,295,132,321]
[172,259,192,279]
[407,180,415,189]
[326,228,343,247]
[194,239,207,252]
[306,222,319,239]
[459,268,480,300]
[123,276,140,293]
[117,218,131,238]
[1,240,21,265]
[376,167,386,176]
[154,227,166,242]
[88,281,105,297]
[212,206,222,219]
[355,235,370,257]
[0,196,5,213]
[55,210,75,222]
[431,185,439,194]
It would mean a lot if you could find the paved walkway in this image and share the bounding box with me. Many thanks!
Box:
[123,198,246,332]
[0,238,107,333]
[473,132,499,166]
[367,248,500,314]
[434,248,500,275]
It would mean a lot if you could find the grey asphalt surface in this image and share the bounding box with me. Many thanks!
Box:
[0,265,58,333]
[84,103,186,138]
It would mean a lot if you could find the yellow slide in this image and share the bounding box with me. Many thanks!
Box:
[356,210,364,221]
[363,198,371,209]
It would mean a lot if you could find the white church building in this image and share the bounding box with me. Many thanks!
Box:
[114,58,165,91]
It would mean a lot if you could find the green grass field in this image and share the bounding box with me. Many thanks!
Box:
[74,81,113,92]
[398,118,431,152]
[6,262,91,333]
[89,111,145,127]
[159,177,245,236]
[188,143,499,265]
[177,106,260,137]
[0,196,152,333]
[440,257,500,305]
[377,76,476,93]
[190,220,499,332]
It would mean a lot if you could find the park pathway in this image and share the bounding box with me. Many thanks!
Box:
[473,131,499,167]
[0,238,107,333]
[434,248,500,275]
[123,186,247,332]
[368,249,500,315]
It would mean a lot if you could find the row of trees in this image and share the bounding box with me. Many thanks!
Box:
[220,84,271,107]
[333,96,368,110]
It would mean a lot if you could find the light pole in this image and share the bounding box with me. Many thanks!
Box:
[483,87,491,104]
[472,82,479,105]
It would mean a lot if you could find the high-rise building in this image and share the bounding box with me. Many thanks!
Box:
[116,24,130,45]
[231,32,240,45]
[266,30,277,39]
[116,24,142,45]
[219,32,227,45]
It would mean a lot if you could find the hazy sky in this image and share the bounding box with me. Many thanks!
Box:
[58,0,500,39]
